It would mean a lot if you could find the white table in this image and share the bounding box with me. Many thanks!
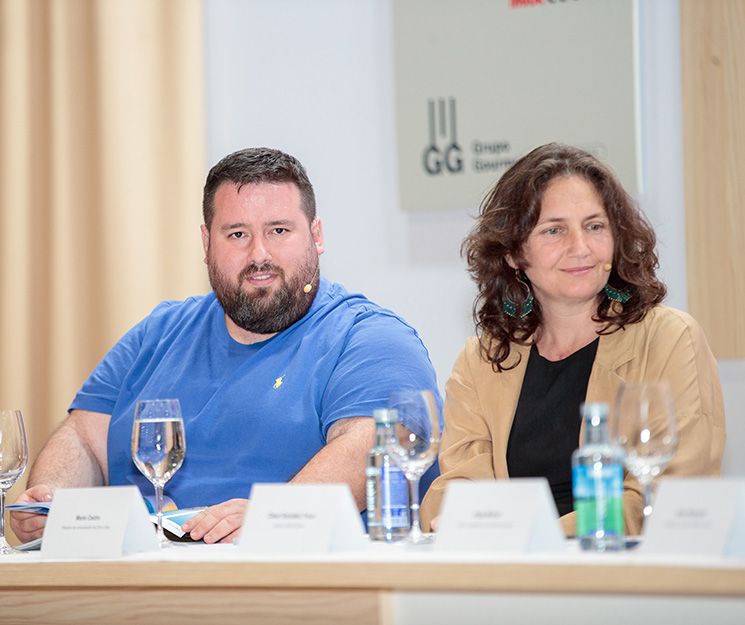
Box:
[2,542,744,625]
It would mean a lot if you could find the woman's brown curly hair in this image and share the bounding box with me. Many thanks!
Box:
[463,143,667,371]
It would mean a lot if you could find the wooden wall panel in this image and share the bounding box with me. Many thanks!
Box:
[681,0,745,358]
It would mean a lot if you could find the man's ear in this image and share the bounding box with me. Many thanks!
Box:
[311,217,325,255]
[201,224,210,264]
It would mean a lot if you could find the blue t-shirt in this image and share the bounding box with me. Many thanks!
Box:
[70,279,439,508]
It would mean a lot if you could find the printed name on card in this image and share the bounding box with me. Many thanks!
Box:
[238,483,366,554]
[641,478,745,559]
[41,486,158,559]
[435,478,565,553]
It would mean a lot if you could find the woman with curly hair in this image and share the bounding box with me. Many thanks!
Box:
[420,143,725,536]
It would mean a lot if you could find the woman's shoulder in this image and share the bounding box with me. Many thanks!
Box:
[455,336,485,370]
[638,305,705,337]
[597,305,715,371]
[609,305,711,359]
[457,335,529,371]
[462,335,482,353]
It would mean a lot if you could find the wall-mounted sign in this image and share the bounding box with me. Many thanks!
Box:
[393,0,640,212]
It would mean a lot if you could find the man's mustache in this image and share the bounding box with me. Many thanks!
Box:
[238,263,285,283]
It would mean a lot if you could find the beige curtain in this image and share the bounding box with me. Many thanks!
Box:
[0,0,208,524]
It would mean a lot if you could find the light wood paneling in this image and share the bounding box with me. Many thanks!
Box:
[1,560,742,625]
[1,589,388,625]
[681,0,745,357]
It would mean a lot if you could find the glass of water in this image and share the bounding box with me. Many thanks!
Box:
[1,409,29,555]
[131,399,186,547]
[385,390,441,544]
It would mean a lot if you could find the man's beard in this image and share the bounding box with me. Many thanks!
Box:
[208,252,318,335]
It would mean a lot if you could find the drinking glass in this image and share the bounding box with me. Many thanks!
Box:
[131,399,186,547]
[1,409,29,555]
[612,382,678,523]
[386,390,441,544]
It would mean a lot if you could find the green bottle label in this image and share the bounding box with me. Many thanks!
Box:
[573,463,624,537]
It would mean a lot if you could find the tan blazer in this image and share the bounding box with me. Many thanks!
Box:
[421,306,725,536]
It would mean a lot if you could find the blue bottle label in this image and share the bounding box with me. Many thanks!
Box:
[573,462,624,537]
[381,463,409,528]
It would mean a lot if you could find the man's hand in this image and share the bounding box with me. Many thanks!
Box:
[9,484,54,543]
[180,417,374,544]
[181,498,249,544]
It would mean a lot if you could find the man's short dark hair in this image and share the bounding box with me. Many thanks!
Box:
[202,147,316,228]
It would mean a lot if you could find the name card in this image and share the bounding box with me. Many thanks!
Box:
[41,486,158,559]
[641,478,745,559]
[435,479,565,553]
[238,483,366,555]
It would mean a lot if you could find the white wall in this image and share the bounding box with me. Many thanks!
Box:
[204,0,743,476]
[204,0,474,393]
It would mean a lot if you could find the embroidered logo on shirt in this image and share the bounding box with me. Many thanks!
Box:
[273,375,285,390]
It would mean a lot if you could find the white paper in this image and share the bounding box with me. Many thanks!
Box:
[641,477,745,559]
[238,483,366,554]
[41,486,158,559]
[435,479,565,553]
[149,508,205,538]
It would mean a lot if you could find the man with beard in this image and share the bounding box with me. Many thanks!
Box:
[11,148,439,545]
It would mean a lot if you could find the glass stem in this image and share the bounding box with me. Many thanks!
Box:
[408,477,422,541]
[155,483,165,543]
[0,489,6,545]
[642,479,654,519]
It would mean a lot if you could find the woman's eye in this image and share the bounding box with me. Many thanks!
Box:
[588,222,605,231]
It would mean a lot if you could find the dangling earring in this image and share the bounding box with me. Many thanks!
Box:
[503,269,534,318]
[604,284,630,304]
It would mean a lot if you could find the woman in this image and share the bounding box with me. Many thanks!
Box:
[420,143,725,536]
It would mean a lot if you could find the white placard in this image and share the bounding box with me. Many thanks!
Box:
[238,483,366,555]
[41,486,158,559]
[435,479,565,553]
[641,478,745,559]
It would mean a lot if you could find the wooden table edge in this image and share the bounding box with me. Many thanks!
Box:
[2,560,744,597]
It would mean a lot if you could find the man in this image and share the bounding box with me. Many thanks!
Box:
[11,148,438,544]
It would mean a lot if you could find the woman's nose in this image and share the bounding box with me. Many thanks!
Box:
[567,228,591,255]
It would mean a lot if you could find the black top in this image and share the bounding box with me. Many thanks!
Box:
[506,338,599,517]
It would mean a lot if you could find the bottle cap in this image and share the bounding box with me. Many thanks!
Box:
[580,402,609,427]
[373,408,394,425]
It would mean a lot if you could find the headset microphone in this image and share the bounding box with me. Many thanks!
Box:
[303,267,319,294]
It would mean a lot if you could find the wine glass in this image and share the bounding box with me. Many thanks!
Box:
[386,390,441,544]
[1,409,29,555]
[131,399,186,547]
[612,381,678,524]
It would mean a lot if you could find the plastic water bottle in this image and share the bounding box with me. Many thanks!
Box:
[366,408,410,541]
[572,402,625,551]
